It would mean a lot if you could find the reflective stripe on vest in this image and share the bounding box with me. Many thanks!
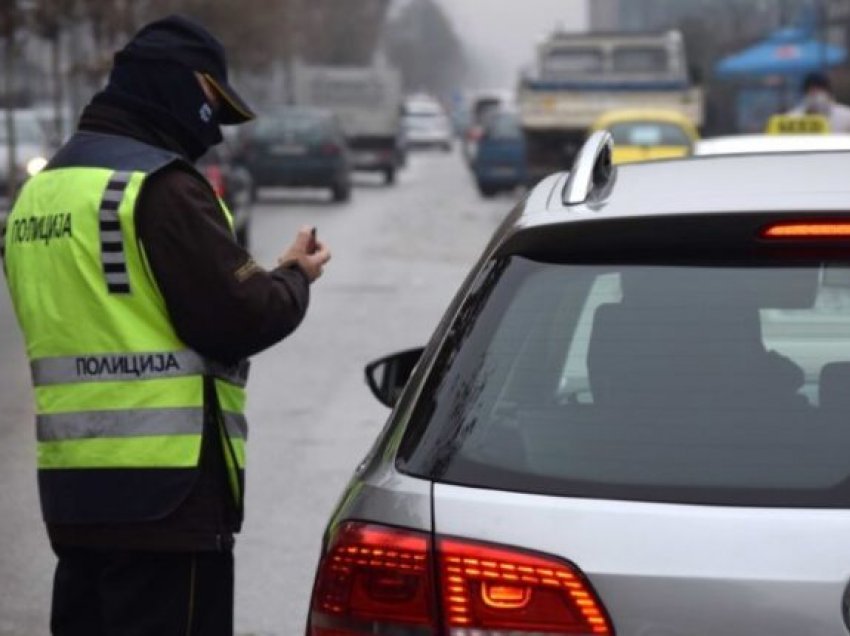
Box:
[99,171,133,294]
[36,409,248,441]
[30,350,249,388]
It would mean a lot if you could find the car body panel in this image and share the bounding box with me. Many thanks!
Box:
[434,483,850,635]
[592,108,699,165]
[325,467,432,540]
[696,134,850,156]
[519,152,850,226]
[612,144,689,164]
[248,154,345,187]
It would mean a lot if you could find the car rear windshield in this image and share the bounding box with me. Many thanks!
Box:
[253,115,331,143]
[613,46,670,73]
[486,114,522,140]
[542,48,604,76]
[398,256,850,507]
[608,121,692,147]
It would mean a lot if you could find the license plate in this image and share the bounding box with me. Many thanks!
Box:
[490,166,517,177]
[270,143,306,156]
[355,151,379,162]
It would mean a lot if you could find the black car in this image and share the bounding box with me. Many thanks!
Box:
[198,143,254,247]
[239,108,352,203]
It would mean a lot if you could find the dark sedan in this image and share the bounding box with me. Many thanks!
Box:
[239,108,352,203]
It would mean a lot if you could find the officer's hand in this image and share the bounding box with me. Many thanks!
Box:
[278,226,331,283]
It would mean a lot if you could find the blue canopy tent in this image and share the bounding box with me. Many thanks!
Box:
[715,25,847,132]
[716,27,846,78]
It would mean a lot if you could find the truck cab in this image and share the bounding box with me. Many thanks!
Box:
[519,30,702,182]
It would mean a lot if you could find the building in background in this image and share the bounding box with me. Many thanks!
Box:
[588,0,619,31]
[589,0,795,33]
[826,0,850,47]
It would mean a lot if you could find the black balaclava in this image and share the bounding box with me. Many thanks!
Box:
[92,54,222,161]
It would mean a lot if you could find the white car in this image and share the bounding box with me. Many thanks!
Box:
[402,99,453,151]
[307,133,850,635]
[695,134,850,156]
[0,110,53,197]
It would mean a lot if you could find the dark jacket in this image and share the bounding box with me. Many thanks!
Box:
[47,103,310,551]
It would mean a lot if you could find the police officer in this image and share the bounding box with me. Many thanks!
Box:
[3,15,330,636]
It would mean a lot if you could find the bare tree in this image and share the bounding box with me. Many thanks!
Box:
[385,0,467,98]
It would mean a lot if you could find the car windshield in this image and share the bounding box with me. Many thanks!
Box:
[613,47,670,73]
[542,48,604,76]
[399,256,850,507]
[253,114,330,143]
[608,121,692,146]
[486,114,522,140]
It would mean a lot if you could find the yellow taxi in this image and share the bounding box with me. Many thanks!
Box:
[591,109,699,165]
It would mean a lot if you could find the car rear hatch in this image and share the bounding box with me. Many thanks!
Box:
[399,213,850,635]
[433,486,850,635]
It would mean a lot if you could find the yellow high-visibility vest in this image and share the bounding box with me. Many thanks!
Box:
[3,132,248,524]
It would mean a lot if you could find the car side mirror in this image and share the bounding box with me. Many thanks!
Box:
[365,348,424,408]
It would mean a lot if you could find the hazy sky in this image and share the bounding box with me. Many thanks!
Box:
[434,0,588,88]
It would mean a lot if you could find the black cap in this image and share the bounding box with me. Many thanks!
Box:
[802,71,832,94]
[117,15,255,125]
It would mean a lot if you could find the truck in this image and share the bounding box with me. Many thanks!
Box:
[518,30,703,182]
[292,61,403,185]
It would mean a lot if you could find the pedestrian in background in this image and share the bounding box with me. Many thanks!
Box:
[789,71,850,133]
[3,15,330,636]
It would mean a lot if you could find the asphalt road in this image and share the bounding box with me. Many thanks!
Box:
[0,148,515,635]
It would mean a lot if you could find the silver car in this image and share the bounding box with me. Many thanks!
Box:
[306,133,850,635]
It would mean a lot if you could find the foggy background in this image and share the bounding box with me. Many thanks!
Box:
[433,0,588,87]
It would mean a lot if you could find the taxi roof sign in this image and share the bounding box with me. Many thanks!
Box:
[766,114,831,135]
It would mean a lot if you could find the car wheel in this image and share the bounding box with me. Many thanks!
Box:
[477,182,498,198]
[331,180,351,203]
[442,141,453,153]
[384,167,396,186]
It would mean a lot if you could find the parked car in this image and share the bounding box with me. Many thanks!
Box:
[591,108,698,165]
[307,132,850,635]
[238,108,352,202]
[197,143,254,247]
[0,109,53,197]
[464,90,512,163]
[402,97,453,151]
[695,133,850,156]
[472,110,527,197]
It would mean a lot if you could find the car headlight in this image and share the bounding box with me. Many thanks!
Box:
[26,156,48,177]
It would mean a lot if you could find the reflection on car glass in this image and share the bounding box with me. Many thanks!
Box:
[401,258,850,507]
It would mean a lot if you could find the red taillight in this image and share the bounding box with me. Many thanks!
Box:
[762,221,850,238]
[439,538,612,634]
[203,164,226,198]
[309,522,433,635]
[308,522,612,635]
[320,143,341,156]
[468,126,483,142]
